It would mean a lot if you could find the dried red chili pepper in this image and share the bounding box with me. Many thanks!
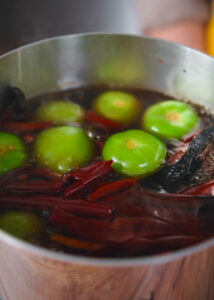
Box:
[182,129,203,143]
[90,235,204,257]
[4,180,62,194]
[100,185,147,218]
[138,187,214,225]
[181,179,214,196]
[0,166,61,186]
[148,125,214,192]
[49,209,199,245]
[64,160,113,198]
[166,144,187,164]
[85,110,122,132]
[88,178,137,201]
[3,121,53,134]
[0,196,113,218]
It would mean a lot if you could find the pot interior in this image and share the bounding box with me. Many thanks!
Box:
[0,33,214,264]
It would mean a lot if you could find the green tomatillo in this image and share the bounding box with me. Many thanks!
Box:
[0,132,26,174]
[102,129,166,177]
[93,91,140,125]
[35,100,85,124]
[0,211,42,241]
[142,100,198,140]
[34,126,94,174]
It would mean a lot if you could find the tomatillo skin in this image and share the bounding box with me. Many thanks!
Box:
[0,132,26,174]
[0,211,41,241]
[35,100,85,124]
[93,91,140,125]
[142,100,198,140]
[34,126,94,174]
[102,129,166,177]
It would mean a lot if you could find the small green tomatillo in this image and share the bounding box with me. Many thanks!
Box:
[0,132,26,174]
[34,126,94,174]
[0,211,41,240]
[93,91,140,125]
[102,129,166,177]
[142,100,198,140]
[35,100,85,124]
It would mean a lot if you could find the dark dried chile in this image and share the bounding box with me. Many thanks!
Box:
[0,196,113,218]
[4,180,62,194]
[90,235,204,257]
[85,110,122,132]
[100,185,148,218]
[0,166,61,186]
[49,209,199,245]
[0,86,26,123]
[148,125,214,192]
[181,179,214,195]
[64,160,113,198]
[88,178,137,201]
[137,187,214,226]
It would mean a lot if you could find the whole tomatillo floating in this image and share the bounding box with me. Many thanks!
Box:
[93,91,140,125]
[34,126,94,174]
[0,211,42,241]
[35,100,85,124]
[142,100,198,140]
[0,132,26,174]
[102,129,166,177]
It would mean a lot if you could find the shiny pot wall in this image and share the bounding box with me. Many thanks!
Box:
[0,34,214,300]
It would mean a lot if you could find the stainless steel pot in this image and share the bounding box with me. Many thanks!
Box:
[0,34,214,300]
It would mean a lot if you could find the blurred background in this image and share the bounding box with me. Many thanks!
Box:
[0,0,212,55]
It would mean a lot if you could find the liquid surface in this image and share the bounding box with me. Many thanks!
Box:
[0,85,214,258]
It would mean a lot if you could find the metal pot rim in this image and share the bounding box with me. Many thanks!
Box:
[0,33,214,266]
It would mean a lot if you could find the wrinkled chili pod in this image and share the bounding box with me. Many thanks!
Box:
[4,180,63,194]
[0,166,61,186]
[85,110,122,132]
[147,125,214,192]
[3,121,53,134]
[49,209,200,245]
[88,178,137,201]
[0,196,113,218]
[181,179,214,195]
[90,235,204,257]
[100,185,148,218]
[64,160,113,198]
[138,187,214,226]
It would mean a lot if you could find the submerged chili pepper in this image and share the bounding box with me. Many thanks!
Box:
[166,144,188,164]
[150,125,214,192]
[0,196,113,218]
[50,233,101,251]
[182,129,203,143]
[49,209,199,245]
[3,121,53,134]
[0,166,61,186]
[64,160,113,198]
[85,110,122,132]
[181,179,214,195]
[90,235,204,257]
[138,187,214,226]
[88,178,137,201]
[4,180,62,194]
